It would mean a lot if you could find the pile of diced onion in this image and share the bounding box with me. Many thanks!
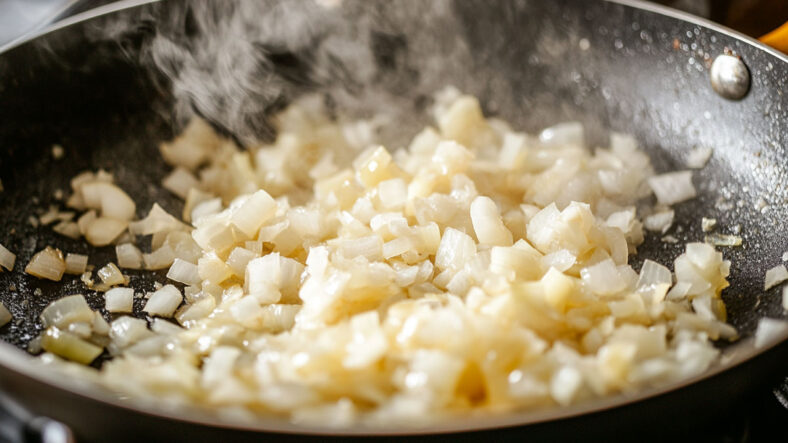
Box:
[11,88,773,426]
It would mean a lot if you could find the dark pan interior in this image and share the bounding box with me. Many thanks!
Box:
[0,0,787,399]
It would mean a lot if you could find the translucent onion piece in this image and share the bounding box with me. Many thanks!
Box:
[764,265,788,290]
[143,285,182,318]
[643,210,674,233]
[538,122,584,147]
[470,196,513,246]
[53,221,81,239]
[0,302,11,328]
[0,243,16,271]
[41,327,103,364]
[109,316,153,348]
[97,263,126,286]
[25,247,66,281]
[105,288,134,313]
[142,244,175,271]
[40,294,94,329]
[64,253,88,275]
[648,171,696,205]
[637,260,672,290]
[84,217,128,247]
[80,181,136,221]
[116,244,144,270]
[167,259,201,286]
[230,190,277,238]
[754,318,788,348]
[686,146,712,169]
[128,204,188,236]
[162,167,200,199]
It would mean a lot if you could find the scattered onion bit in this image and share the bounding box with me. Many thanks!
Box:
[41,326,103,365]
[97,263,127,287]
[25,247,66,281]
[0,243,16,271]
[0,302,11,328]
[764,265,788,290]
[64,253,89,275]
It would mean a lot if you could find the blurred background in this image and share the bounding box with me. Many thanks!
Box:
[1,0,787,48]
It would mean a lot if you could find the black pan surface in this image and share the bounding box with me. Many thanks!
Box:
[0,0,787,441]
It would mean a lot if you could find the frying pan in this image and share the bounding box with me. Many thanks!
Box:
[1,0,787,441]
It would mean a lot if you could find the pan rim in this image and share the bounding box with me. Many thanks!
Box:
[0,0,787,436]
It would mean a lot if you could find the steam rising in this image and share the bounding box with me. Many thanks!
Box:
[93,0,477,146]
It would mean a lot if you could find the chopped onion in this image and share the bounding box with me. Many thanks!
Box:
[435,228,476,271]
[704,233,742,247]
[538,122,584,147]
[470,196,513,246]
[64,253,88,275]
[142,244,175,270]
[84,217,128,247]
[0,243,15,271]
[25,247,66,281]
[77,210,97,235]
[648,171,696,205]
[40,294,94,329]
[580,258,626,295]
[143,285,182,317]
[230,190,277,237]
[190,198,223,224]
[686,146,712,169]
[198,253,234,284]
[226,247,257,276]
[80,181,136,221]
[53,221,81,239]
[637,259,672,290]
[764,265,788,290]
[109,316,153,348]
[129,204,188,236]
[783,286,788,311]
[701,217,717,232]
[105,287,134,313]
[182,188,215,223]
[116,243,143,269]
[162,167,200,199]
[167,258,201,286]
[97,263,126,286]
[41,326,103,364]
[0,302,11,328]
[754,317,788,348]
[644,210,674,233]
[92,312,110,335]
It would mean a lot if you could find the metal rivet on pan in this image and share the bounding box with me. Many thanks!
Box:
[710,54,750,100]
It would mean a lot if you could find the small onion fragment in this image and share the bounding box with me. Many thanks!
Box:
[764,265,788,290]
[25,247,66,281]
[97,263,127,286]
[41,326,103,364]
[143,285,182,317]
[0,302,11,328]
[64,253,89,275]
[105,288,134,313]
[116,244,144,270]
[754,318,788,348]
[166,259,201,286]
[40,294,94,328]
[0,243,16,271]
[648,171,696,205]
[84,217,129,247]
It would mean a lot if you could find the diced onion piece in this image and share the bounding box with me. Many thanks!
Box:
[643,210,674,233]
[129,204,188,236]
[41,327,103,364]
[230,295,265,327]
[97,263,126,286]
[162,167,200,199]
[230,190,277,237]
[0,243,16,271]
[754,317,788,348]
[80,181,136,221]
[167,259,201,286]
[182,188,215,223]
[143,285,182,317]
[198,253,234,284]
[92,312,110,335]
[109,316,153,348]
[539,122,584,147]
[105,287,134,313]
[143,244,175,270]
[226,247,257,276]
[40,294,94,329]
[190,198,223,223]
[116,244,144,269]
[435,228,476,271]
[338,236,383,261]
[648,171,696,205]
[25,247,66,281]
[581,259,626,295]
[151,318,183,335]
[686,146,712,169]
[470,196,513,246]
[77,210,97,235]
[704,233,742,247]
[637,260,672,290]
[53,221,81,239]
[85,217,129,247]
[783,286,788,311]
[764,265,788,290]
[701,217,717,232]
[175,296,216,325]
[64,253,88,275]
[377,178,408,210]
[0,302,11,328]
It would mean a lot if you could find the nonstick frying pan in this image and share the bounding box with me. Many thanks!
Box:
[0,0,787,441]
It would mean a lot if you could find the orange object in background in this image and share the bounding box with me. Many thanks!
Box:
[760,21,788,53]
